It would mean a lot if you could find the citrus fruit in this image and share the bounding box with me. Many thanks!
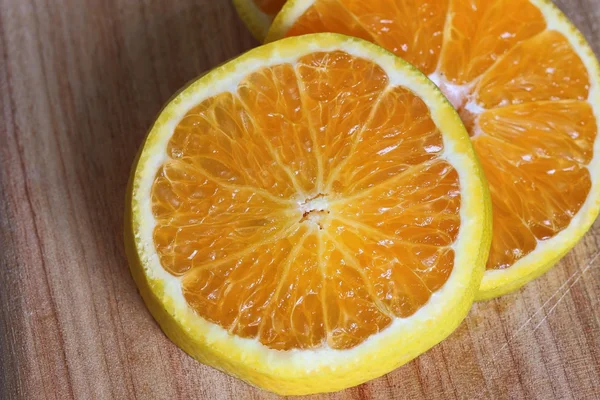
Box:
[267,0,600,300]
[125,34,491,394]
[233,0,287,41]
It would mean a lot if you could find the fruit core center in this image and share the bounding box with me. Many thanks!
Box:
[299,193,330,230]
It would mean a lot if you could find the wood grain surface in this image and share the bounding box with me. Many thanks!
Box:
[1,1,599,399]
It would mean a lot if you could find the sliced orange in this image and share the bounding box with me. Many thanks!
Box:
[267,0,600,300]
[126,34,490,394]
[233,0,288,41]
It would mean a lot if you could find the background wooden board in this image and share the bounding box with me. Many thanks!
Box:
[0,0,599,399]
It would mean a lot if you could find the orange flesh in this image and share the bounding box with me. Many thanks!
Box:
[151,51,461,350]
[283,0,596,270]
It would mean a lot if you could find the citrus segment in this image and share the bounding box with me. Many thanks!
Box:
[287,0,449,74]
[167,93,303,198]
[268,0,600,299]
[336,0,449,75]
[181,225,326,350]
[438,0,546,84]
[475,31,590,108]
[238,64,320,195]
[286,0,378,43]
[320,232,394,349]
[329,159,460,297]
[295,51,390,187]
[328,86,446,194]
[152,162,295,275]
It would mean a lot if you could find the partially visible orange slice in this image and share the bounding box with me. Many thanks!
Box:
[126,34,490,394]
[233,0,287,41]
[267,0,600,299]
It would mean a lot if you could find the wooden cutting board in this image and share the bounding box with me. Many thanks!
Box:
[1,1,599,399]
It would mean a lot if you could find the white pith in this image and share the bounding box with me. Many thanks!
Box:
[428,72,472,111]
[428,72,484,137]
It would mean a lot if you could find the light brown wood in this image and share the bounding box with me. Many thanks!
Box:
[0,1,599,399]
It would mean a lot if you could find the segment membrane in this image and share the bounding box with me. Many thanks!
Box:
[295,51,389,190]
[338,0,449,74]
[152,160,294,275]
[238,64,320,195]
[439,0,545,84]
[286,0,381,44]
[328,86,445,195]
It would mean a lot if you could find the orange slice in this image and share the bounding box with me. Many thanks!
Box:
[126,34,490,394]
[267,0,600,300]
[233,0,287,41]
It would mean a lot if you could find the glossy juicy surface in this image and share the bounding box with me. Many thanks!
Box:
[282,0,596,270]
[151,51,461,350]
